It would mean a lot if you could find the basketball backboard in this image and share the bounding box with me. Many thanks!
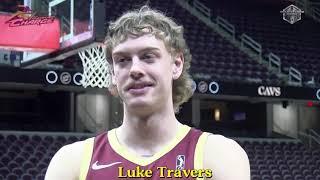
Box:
[0,0,106,68]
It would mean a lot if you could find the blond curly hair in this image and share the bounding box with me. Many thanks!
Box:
[105,5,193,113]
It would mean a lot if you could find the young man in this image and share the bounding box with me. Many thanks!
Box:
[45,6,250,180]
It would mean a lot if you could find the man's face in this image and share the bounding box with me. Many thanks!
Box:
[111,34,182,112]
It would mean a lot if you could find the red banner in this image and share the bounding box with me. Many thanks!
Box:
[0,13,60,52]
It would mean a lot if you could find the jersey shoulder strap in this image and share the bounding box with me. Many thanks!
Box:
[79,137,94,180]
[194,132,210,180]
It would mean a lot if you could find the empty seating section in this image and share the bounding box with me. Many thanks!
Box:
[0,132,319,179]
[237,139,320,180]
[0,132,92,180]
[104,0,281,85]
[201,0,320,84]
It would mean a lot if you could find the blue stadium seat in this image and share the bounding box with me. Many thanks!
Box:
[6,173,18,180]
[22,161,33,170]
[6,151,17,159]
[12,168,23,177]
[9,145,20,154]
[295,174,304,180]
[272,174,281,180]
[261,174,271,180]
[0,155,10,165]
[19,135,29,142]
[0,167,9,178]
[36,174,45,180]
[6,134,17,142]
[8,161,19,169]
[283,174,293,180]
[21,173,32,180]
[27,168,39,177]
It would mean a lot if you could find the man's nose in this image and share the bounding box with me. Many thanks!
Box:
[129,56,144,79]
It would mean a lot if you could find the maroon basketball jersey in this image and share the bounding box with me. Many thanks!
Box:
[79,125,210,180]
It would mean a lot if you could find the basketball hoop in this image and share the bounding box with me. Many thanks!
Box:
[78,44,112,88]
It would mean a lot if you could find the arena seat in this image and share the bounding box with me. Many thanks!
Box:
[20,173,33,180]
[12,167,23,177]
[236,137,320,179]
[6,173,18,180]
[36,174,45,180]
[0,132,92,179]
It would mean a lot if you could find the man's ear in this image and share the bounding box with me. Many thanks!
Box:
[172,53,184,80]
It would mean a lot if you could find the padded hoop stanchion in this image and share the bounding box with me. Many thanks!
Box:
[78,44,111,88]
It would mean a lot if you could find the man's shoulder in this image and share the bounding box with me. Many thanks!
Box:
[205,133,238,147]
[202,133,250,180]
[57,137,95,156]
[203,133,248,159]
[45,138,94,180]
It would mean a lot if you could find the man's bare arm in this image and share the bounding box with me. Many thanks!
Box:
[203,135,250,180]
[45,141,84,180]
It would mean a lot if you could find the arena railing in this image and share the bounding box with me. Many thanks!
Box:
[193,0,211,18]
[312,7,320,22]
[289,67,302,86]
[240,33,262,61]
[295,0,320,23]
[308,129,320,140]
[176,0,215,28]
[216,16,235,41]
[268,53,281,74]
[298,130,320,148]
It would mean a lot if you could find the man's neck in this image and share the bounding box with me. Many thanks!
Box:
[116,105,181,157]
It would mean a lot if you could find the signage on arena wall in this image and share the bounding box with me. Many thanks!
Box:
[45,71,83,86]
[194,80,320,101]
[0,66,82,87]
[257,86,281,97]
[0,11,60,52]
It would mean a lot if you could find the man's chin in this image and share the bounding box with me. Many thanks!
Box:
[126,99,150,108]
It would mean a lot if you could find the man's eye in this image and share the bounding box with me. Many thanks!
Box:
[116,58,129,63]
[142,53,155,60]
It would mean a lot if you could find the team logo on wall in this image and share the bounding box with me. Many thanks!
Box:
[280,5,304,24]
[209,81,219,94]
[60,72,72,85]
[5,5,55,27]
[176,155,185,170]
[197,81,208,93]
[258,86,281,97]
[45,71,58,84]
[73,72,83,86]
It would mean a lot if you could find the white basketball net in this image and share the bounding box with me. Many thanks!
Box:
[78,45,112,88]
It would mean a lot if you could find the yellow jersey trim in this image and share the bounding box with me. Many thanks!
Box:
[108,124,191,166]
[79,137,94,180]
[194,132,210,180]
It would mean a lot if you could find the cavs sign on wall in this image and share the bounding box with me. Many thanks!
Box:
[0,6,60,52]
[193,80,320,101]
[258,86,281,97]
